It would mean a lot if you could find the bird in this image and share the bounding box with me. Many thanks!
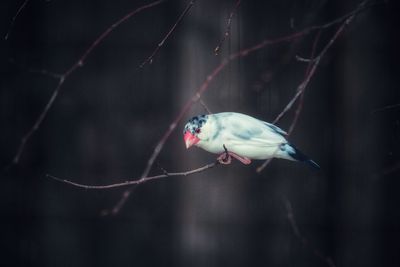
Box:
[183,112,320,169]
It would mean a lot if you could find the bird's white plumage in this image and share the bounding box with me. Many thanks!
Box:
[195,112,293,160]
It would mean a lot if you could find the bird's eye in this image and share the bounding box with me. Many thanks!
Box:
[195,128,201,134]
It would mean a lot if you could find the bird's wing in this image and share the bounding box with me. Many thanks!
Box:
[263,122,287,136]
[209,113,287,159]
[220,113,286,147]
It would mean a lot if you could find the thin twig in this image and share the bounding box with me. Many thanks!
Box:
[288,30,322,135]
[156,161,170,176]
[199,98,212,114]
[108,59,230,215]
[9,58,63,79]
[47,162,218,189]
[255,158,273,173]
[283,197,336,267]
[5,0,165,170]
[4,0,30,40]
[295,55,316,63]
[110,2,370,213]
[257,0,369,173]
[214,0,242,55]
[139,0,196,68]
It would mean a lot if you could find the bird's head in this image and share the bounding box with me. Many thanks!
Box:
[183,114,208,149]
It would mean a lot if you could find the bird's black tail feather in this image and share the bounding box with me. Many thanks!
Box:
[286,143,320,170]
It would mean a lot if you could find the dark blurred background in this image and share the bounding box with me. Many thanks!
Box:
[1,0,399,266]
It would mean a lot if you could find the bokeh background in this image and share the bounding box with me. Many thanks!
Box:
[1,0,399,266]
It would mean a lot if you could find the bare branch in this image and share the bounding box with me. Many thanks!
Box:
[255,158,273,173]
[214,0,242,55]
[199,98,212,114]
[156,161,170,176]
[140,0,196,68]
[257,0,369,173]
[5,0,165,169]
[9,58,63,79]
[4,0,30,40]
[107,59,230,215]
[47,162,218,189]
[288,30,322,135]
[295,55,316,63]
[109,1,371,213]
[283,197,336,267]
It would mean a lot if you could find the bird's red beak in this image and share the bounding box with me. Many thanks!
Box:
[184,131,200,149]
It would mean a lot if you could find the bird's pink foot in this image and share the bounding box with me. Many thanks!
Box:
[217,152,251,165]
[217,153,232,164]
[229,152,251,165]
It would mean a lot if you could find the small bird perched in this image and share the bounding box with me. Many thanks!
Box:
[183,112,320,169]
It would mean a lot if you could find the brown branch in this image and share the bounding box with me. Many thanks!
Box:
[47,162,218,189]
[199,98,212,114]
[273,26,345,125]
[140,0,196,68]
[4,0,30,40]
[214,0,242,55]
[107,3,371,214]
[288,30,322,135]
[107,59,231,215]
[108,13,363,214]
[256,0,369,173]
[283,197,336,267]
[5,0,165,170]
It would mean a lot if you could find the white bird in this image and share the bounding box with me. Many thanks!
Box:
[183,112,319,169]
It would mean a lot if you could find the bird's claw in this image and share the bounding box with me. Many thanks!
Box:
[217,153,232,164]
[217,151,251,165]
